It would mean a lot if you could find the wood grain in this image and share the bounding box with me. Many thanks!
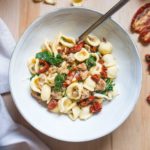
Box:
[0,0,150,149]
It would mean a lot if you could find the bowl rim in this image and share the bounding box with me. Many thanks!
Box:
[9,7,142,142]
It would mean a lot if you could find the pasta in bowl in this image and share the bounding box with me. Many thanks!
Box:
[28,33,118,121]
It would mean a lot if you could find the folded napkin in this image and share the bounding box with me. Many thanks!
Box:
[0,19,49,150]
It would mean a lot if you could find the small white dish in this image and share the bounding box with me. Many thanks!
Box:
[9,8,142,142]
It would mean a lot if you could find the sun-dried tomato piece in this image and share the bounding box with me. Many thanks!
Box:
[88,96,95,102]
[69,41,84,53]
[90,101,102,113]
[48,100,58,110]
[78,96,95,107]
[139,26,150,44]
[78,98,89,107]
[75,73,82,81]
[101,66,107,78]
[99,59,104,64]
[68,70,76,77]
[91,74,100,82]
[38,60,50,74]
[146,95,150,104]
[145,54,150,62]
[131,3,150,33]
[63,82,69,88]
[90,46,97,52]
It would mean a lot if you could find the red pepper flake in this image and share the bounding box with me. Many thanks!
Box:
[146,95,150,104]
[91,74,100,82]
[90,101,102,113]
[38,60,50,74]
[48,100,58,110]
[69,41,84,53]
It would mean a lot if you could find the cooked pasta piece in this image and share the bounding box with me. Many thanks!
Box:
[94,93,112,100]
[66,83,83,100]
[74,48,90,62]
[60,34,76,48]
[41,84,51,101]
[99,41,112,55]
[90,63,102,75]
[68,106,81,121]
[79,106,92,120]
[83,76,96,91]
[102,54,116,67]
[30,76,41,93]
[85,35,101,47]
[58,97,76,113]
[107,65,118,79]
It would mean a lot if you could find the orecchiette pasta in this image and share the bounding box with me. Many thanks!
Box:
[94,93,112,100]
[74,48,89,62]
[60,35,76,48]
[66,83,83,100]
[68,106,81,121]
[42,39,52,53]
[99,41,112,55]
[90,63,102,75]
[85,35,101,47]
[79,106,92,120]
[30,76,41,93]
[47,73,57,86]
[41,84,51,101]
[102,54,116,67]
[52,33,62,56]
[58,97,76,113]
[28,33,118,121]
[83,76,96,91]
[27,57,37,74]
[107,65,118,79]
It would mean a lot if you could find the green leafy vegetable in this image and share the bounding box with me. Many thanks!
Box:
[30,74,39,80]
[85,55,96,69]
[54,73,67,91]
[101,78,115,94]
[36,51,63,66]
[67,66,72,70]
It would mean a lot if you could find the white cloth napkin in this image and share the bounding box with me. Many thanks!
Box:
[0,19,50,150]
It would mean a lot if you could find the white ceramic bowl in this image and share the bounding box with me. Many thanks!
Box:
[9,8,142,142]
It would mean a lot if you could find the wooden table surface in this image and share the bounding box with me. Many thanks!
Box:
[1,0,150,149]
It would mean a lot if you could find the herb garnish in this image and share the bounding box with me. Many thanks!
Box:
[85,55,96,69]
[54,73,67,91]
[36,51,63,66]
[101,78,115,94]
